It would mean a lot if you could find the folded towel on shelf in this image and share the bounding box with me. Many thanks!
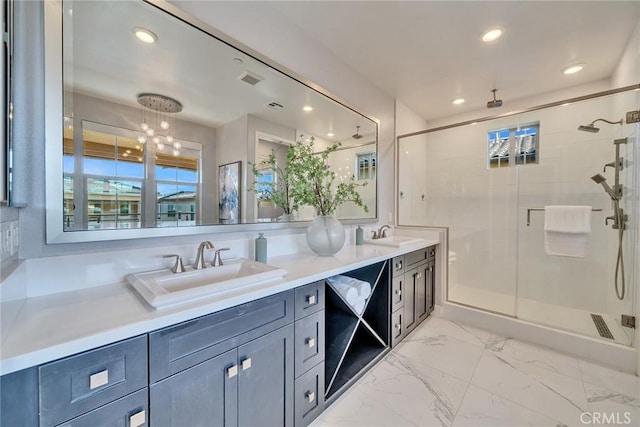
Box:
[544,205,592,258]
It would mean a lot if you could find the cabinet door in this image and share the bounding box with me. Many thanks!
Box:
[403,267,417,335]
[415,262,429,323]
[238,324,294,427]
[150,349,238,427]
[57,388,148,427]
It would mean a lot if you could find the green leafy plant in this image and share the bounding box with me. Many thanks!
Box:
[249,146,297,215]
[288,137,368,216]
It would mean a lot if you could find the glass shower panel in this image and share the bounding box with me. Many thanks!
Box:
[515,91,636,345]
[398,123,518,316]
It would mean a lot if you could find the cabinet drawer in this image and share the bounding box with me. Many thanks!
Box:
[57,388,148,427]
[39,335,147,427]
[150,290,294,383]
[390,309,403,348]
[295,280,325,320]
[406,247,429,267]
[391,276,404,312]
[391,256,405,277]
[294,362,325,427]
[294,310,325,377]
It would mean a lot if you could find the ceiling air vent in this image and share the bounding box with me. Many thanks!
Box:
[267,102,284,110]
[237,70,264,86]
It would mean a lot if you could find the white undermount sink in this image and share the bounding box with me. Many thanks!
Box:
[127,258,286,309]
[363,235,424,248]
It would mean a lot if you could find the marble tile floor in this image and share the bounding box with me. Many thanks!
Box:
[311,316,639,427]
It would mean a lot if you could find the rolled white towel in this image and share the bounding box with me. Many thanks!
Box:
[352,296,366,315]
[338,275,371,299]
[330,282,359,305]
[327,275,372,300]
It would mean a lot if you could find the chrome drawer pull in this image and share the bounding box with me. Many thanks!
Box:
[241,358,252,371]
[395,261,403,270]
[394,289,402,296]
[306,337,315,348]
[89,369,109,390]
[130,410,146,427]
[227,365,238,378]
[305,391,315,403]
[306,295,316,305]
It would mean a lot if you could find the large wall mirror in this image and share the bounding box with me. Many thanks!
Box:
[45,0,377,243]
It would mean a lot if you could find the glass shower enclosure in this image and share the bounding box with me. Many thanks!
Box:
[397,87,638,346]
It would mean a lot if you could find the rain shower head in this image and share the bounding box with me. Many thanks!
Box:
[578,118,623,133]
[591,174,618,200]
[578,124,599,133]
[352,126,363,139]
[486,89,503,108]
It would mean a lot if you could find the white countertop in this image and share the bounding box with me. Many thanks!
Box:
[0,240,437,376]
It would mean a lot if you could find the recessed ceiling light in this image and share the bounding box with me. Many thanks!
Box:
[563,63,585,75]
[303,105,313,112]
[482,29,503,42]
[327,132,334,137]
[452,98,465,105]
[133,27,157,44]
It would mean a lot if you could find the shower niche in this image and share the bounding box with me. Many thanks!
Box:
[324,260,390,403]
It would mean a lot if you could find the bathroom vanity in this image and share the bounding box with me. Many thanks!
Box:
[0,242,437,426]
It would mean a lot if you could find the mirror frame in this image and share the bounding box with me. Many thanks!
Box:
[44,0,379,243]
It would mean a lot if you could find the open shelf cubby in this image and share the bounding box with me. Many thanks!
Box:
[324,260,390,401]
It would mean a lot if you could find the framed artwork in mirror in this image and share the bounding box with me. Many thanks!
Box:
[218,161,241,224]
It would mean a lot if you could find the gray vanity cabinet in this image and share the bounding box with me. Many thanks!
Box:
[149,291,295,427]
[393,246,436,344]
[293,280,326,427]
[150,325,294,427]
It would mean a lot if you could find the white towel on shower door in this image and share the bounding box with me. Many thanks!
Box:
[544,205,592,258]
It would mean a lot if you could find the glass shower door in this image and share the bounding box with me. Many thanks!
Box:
[398,122,519,316]
[515,91,637,346]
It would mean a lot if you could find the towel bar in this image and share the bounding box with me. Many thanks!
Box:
[526,208,602,226]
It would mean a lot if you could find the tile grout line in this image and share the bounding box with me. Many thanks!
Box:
[449,341,487,425]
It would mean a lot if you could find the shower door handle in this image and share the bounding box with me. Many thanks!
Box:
[605,216,615,226]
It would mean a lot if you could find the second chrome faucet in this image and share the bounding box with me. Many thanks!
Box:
[193,241,214,269]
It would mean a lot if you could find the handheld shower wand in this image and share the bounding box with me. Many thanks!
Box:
[590,174,618,200]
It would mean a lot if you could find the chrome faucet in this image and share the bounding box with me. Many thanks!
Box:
[212,248,230,267]
[372,225,391,239]
[193,241,214,269]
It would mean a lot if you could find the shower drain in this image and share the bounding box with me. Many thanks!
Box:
[590,314,614,340]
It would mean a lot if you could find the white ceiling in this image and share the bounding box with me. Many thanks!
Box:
[66,1,377,145]
[68,0,639,137]
[266,0,640,121]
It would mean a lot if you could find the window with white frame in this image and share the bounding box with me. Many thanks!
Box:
[488,122,539,169]
[357,152,376,180]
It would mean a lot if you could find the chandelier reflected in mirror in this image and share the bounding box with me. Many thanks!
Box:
[136,93,183,156]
